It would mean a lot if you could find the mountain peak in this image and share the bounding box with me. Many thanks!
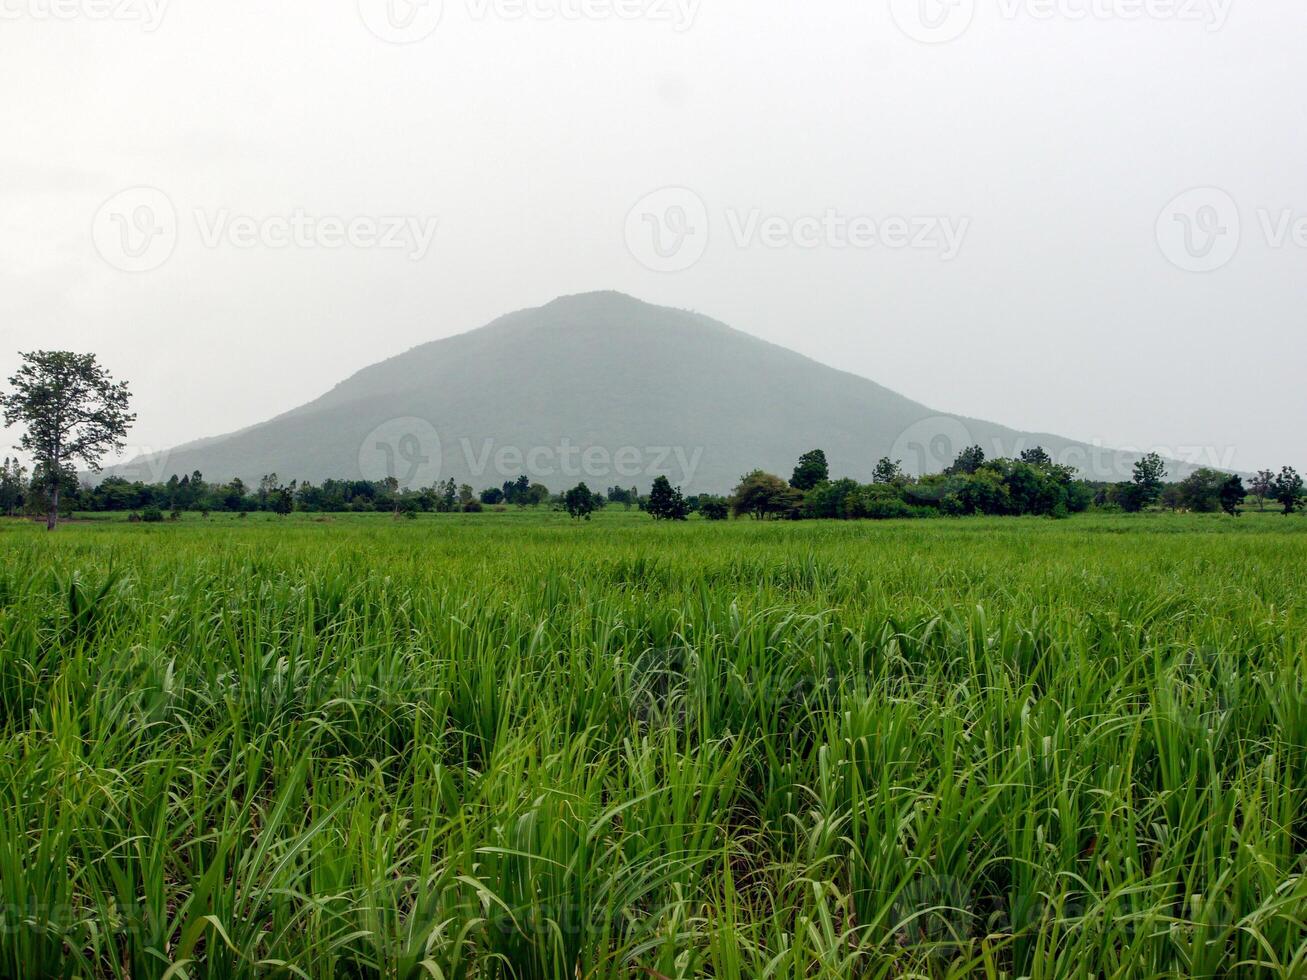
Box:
[529,290,689,326]
[112,297,1177,491]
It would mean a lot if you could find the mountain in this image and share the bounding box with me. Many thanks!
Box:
[113,291,1184,493]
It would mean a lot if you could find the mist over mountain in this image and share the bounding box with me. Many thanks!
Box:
[114,292,1194,493]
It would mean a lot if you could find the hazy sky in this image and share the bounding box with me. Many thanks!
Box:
[2,0,1304,474]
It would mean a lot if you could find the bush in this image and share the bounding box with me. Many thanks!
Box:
[861,496,922,520]
[141,506,165,523]
[699,498,730,521]
[462,500,484,513]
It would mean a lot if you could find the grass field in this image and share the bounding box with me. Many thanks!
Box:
[1,512,1304,978]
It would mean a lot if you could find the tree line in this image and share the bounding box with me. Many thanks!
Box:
[707,447,1303,521]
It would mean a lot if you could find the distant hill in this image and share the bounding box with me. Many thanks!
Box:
[112,291,1197,493]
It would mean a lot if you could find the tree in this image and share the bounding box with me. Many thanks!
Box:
[271,483,295,516]
[1272,467,1303,515]
[941,470,1011,516]
[946,445,986,476]
[564,482,599,520]
[790,449,829,491]
[500,475,531,506]
[1160,482,1184,512]
[731,470,803,520]
[1250,470,1274,511]
[647,475,689,521]
[480,487,505,505]
[223,478,248,512]
[1109,481,1147,513]
[1131,453,1167,510]
[258,473,279,510]
[803,478,864,520]
[0,457,26,516]
[1019,446,1052,466]
[1175,468,1225,513]
[436,478,458,512]
[1219,475,1245,517]
[872,456,904,485]
[0,351,134,530]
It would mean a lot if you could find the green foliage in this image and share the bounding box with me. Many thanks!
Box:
[646,476,689,521]
[1220,475,1246,516]
[1173,468,1228,513]
[564,482,600,520]
[945,444,986,475]
[941,467,1010,516]
[1273,466,1304,515]
[0,457,26,516]
[871,456,904,485]
[802,478,864,519]
[1132,452,1168,508]
[0,515,1303,978]
[697,497,729,521]
[1109,480,1150,513]
[0,350,135,529]
[789,449,829,491]
[730,470,802,520]
[1251,469,1275,511]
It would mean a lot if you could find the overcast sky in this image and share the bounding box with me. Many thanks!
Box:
[2,0,1303,474]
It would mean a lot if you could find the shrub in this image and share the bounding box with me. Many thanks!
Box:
[699,498,730,521]
[861,496,921,520]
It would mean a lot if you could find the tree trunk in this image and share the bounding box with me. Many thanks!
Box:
[46,483,59,531]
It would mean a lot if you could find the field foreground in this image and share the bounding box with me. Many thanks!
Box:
[1,514,1305,978]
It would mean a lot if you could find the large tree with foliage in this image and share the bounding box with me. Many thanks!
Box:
[1219,475,1245,517]
[1174,468,1225,513]
[872,456,904,485]
[1,351,134,530]
[647,475,689,521]
[1272,467,1303,515]
[790,449,829,491]
[1130,452,1167,510]
[564,482,599,521]
[731,470,802,520]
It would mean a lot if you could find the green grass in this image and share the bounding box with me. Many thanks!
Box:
[0,512,1304,978]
